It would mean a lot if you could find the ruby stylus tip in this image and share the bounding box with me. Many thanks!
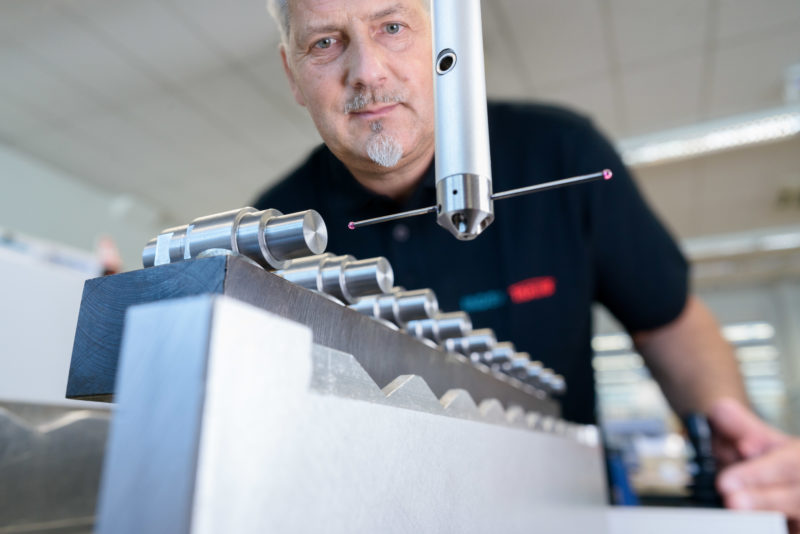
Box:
[603,169,613,180]
[347,221,356,230]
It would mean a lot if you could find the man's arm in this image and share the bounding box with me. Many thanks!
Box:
[631,295,800,531]
[631,294,748,416]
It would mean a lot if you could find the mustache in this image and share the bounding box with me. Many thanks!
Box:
[344,90,406,114]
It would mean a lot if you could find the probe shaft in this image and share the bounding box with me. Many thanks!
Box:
[348,206,438,230]
[347,169,612,231]
[491,170,612,201]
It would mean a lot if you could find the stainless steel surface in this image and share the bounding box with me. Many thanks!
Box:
[277,254,394,303]
[550,374,567,396]
[350,288,439,326]
[405,311,472,344]
[319,254,356,299]
[444,328,497,355]
[485,341,515,365]
[0,402,110,534]
[96,295,607,533]
[264,210,327,261]
[502,353,530,379]
[142,207,327,269]
[523,358,544,386]
[340,257,394,301]
[539,367,556,393]
[433,0,494,240]
[435,173,494,240]
[491,170,612,201]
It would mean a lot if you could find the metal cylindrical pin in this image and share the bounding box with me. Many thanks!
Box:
[264,210,328,261]
[236,209,282,267]
[538,368,556,392]
[444,328,497,355]
[503,352,530,378]
[405,318,439,342]
[340,257,394,302]
[523,359,544,386]
[434,312,472,341]
[319,255,355,300]
[394,289,439,324]
[487,342,515,365]
[188,208,253,259]
[549,374,567,396]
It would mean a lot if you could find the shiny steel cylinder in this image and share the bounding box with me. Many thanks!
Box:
[188,208,254,259]
[264,210,327,261]
[549,374,567,396]
[319,255,356,300]
[444,328,496,355]
[350,289,438,325]
[142,207,328,269]
[523,359,544,386]
[434,312,472,341]
[503,353,530,379]
[486,342,515,365]
[394,289,439,325]
[406,311,472,344]
[538,368,556,393]
[405,317,438,342]
[432,0,494,240]
[274,253,331,291]
[277,254,393,303]
[340,257,394,302]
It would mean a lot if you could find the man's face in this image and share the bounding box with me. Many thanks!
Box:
[281,0,434,172]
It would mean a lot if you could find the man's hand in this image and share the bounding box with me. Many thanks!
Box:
[709,397,800,532]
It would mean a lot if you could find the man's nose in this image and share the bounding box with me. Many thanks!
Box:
[345,35,387,89]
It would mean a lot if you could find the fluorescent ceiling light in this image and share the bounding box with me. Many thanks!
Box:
[591,333,632,352]
[723,322,775,343]
[618,105,800,167]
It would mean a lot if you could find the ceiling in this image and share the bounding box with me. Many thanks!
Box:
[1,0,799,227]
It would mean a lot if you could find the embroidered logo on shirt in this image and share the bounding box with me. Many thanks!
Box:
[508,276,556,304]
[459,276,557,313]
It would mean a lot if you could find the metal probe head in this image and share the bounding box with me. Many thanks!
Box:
[347,169,612,235]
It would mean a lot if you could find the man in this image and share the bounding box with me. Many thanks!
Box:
[255,0,800,527]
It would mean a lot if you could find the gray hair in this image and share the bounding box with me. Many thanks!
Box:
[266,0,290,46]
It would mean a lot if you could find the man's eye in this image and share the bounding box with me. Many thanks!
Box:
[315,37,335,49]
[385,23,402,35]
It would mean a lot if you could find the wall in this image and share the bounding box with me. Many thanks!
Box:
[0,143,170,270]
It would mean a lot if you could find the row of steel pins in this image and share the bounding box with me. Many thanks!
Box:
[142,207,566,398]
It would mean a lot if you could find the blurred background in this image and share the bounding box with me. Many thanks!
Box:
[0,0,799,508]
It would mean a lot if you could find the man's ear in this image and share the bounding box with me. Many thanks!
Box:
[281,46,306,107]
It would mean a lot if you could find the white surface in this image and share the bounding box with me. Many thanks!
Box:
[192,296,609,533]
[607,507,787,534]
[0,246,105,408]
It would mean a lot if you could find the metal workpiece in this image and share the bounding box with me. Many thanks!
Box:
[502,353,531,379]
[350,288,439,326]
[537,367,556,393]
[485,342,515,365]
[142,207,328,269]
[549,374,567,396]
[433,0,493,240]
[405,311,472,344]
[522,358,545,386]
[444,328,497,356]
[277,254,394,303]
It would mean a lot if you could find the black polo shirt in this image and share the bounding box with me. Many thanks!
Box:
[254,102,688,424]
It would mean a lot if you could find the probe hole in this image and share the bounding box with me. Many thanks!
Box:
[452,189,458,195]
[436,49,457,74]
